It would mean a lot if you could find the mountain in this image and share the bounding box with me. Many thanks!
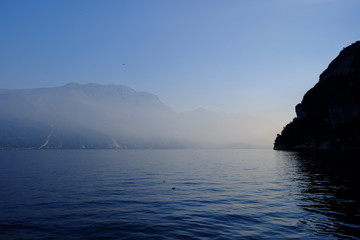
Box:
[0,83,269,149]
[274,41,360,150]
[0,83,180,149]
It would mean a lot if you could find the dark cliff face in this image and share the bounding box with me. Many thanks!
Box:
[274,41,360,150]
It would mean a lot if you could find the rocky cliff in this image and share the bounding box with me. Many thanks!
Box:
[274,41,360,150]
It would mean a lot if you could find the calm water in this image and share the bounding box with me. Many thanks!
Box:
[1,149,359,239]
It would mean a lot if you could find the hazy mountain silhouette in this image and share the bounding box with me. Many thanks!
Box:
[0,83,269,149]
[274,41,360,150]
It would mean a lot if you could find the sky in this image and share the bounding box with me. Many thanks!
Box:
[1,0,360,133]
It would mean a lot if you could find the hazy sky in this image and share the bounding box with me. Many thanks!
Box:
[1,0,359,128]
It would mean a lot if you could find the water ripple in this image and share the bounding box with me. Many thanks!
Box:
[1,149,359,239]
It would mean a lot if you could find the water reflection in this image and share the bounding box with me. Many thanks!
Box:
[281,151,360,239]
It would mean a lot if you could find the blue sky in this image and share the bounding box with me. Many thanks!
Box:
[1,0,359,127]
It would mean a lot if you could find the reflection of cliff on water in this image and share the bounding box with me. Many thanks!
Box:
[282,151,360,239]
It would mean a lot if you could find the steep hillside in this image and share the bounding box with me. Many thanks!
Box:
[274,41,360,150]
[0,83,179,149]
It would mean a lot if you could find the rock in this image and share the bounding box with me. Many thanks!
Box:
[274,41,360,150]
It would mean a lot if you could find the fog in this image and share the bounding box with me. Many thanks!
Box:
[0,83,274,149]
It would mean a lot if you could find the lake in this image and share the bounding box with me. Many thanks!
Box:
[1,149,359,239]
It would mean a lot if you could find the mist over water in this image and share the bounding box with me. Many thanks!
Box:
[0,83,274,149]
[1,149,359,239]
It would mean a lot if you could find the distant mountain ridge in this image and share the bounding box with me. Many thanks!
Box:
[0,82,169,110]
[0,83,270,149]
[0,83,176,149]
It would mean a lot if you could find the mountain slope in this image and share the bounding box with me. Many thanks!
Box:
[0,83,179,149]
[0,83,271,149]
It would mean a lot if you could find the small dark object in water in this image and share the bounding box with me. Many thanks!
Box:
[172,187,176,190]
[163,180,166,183]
